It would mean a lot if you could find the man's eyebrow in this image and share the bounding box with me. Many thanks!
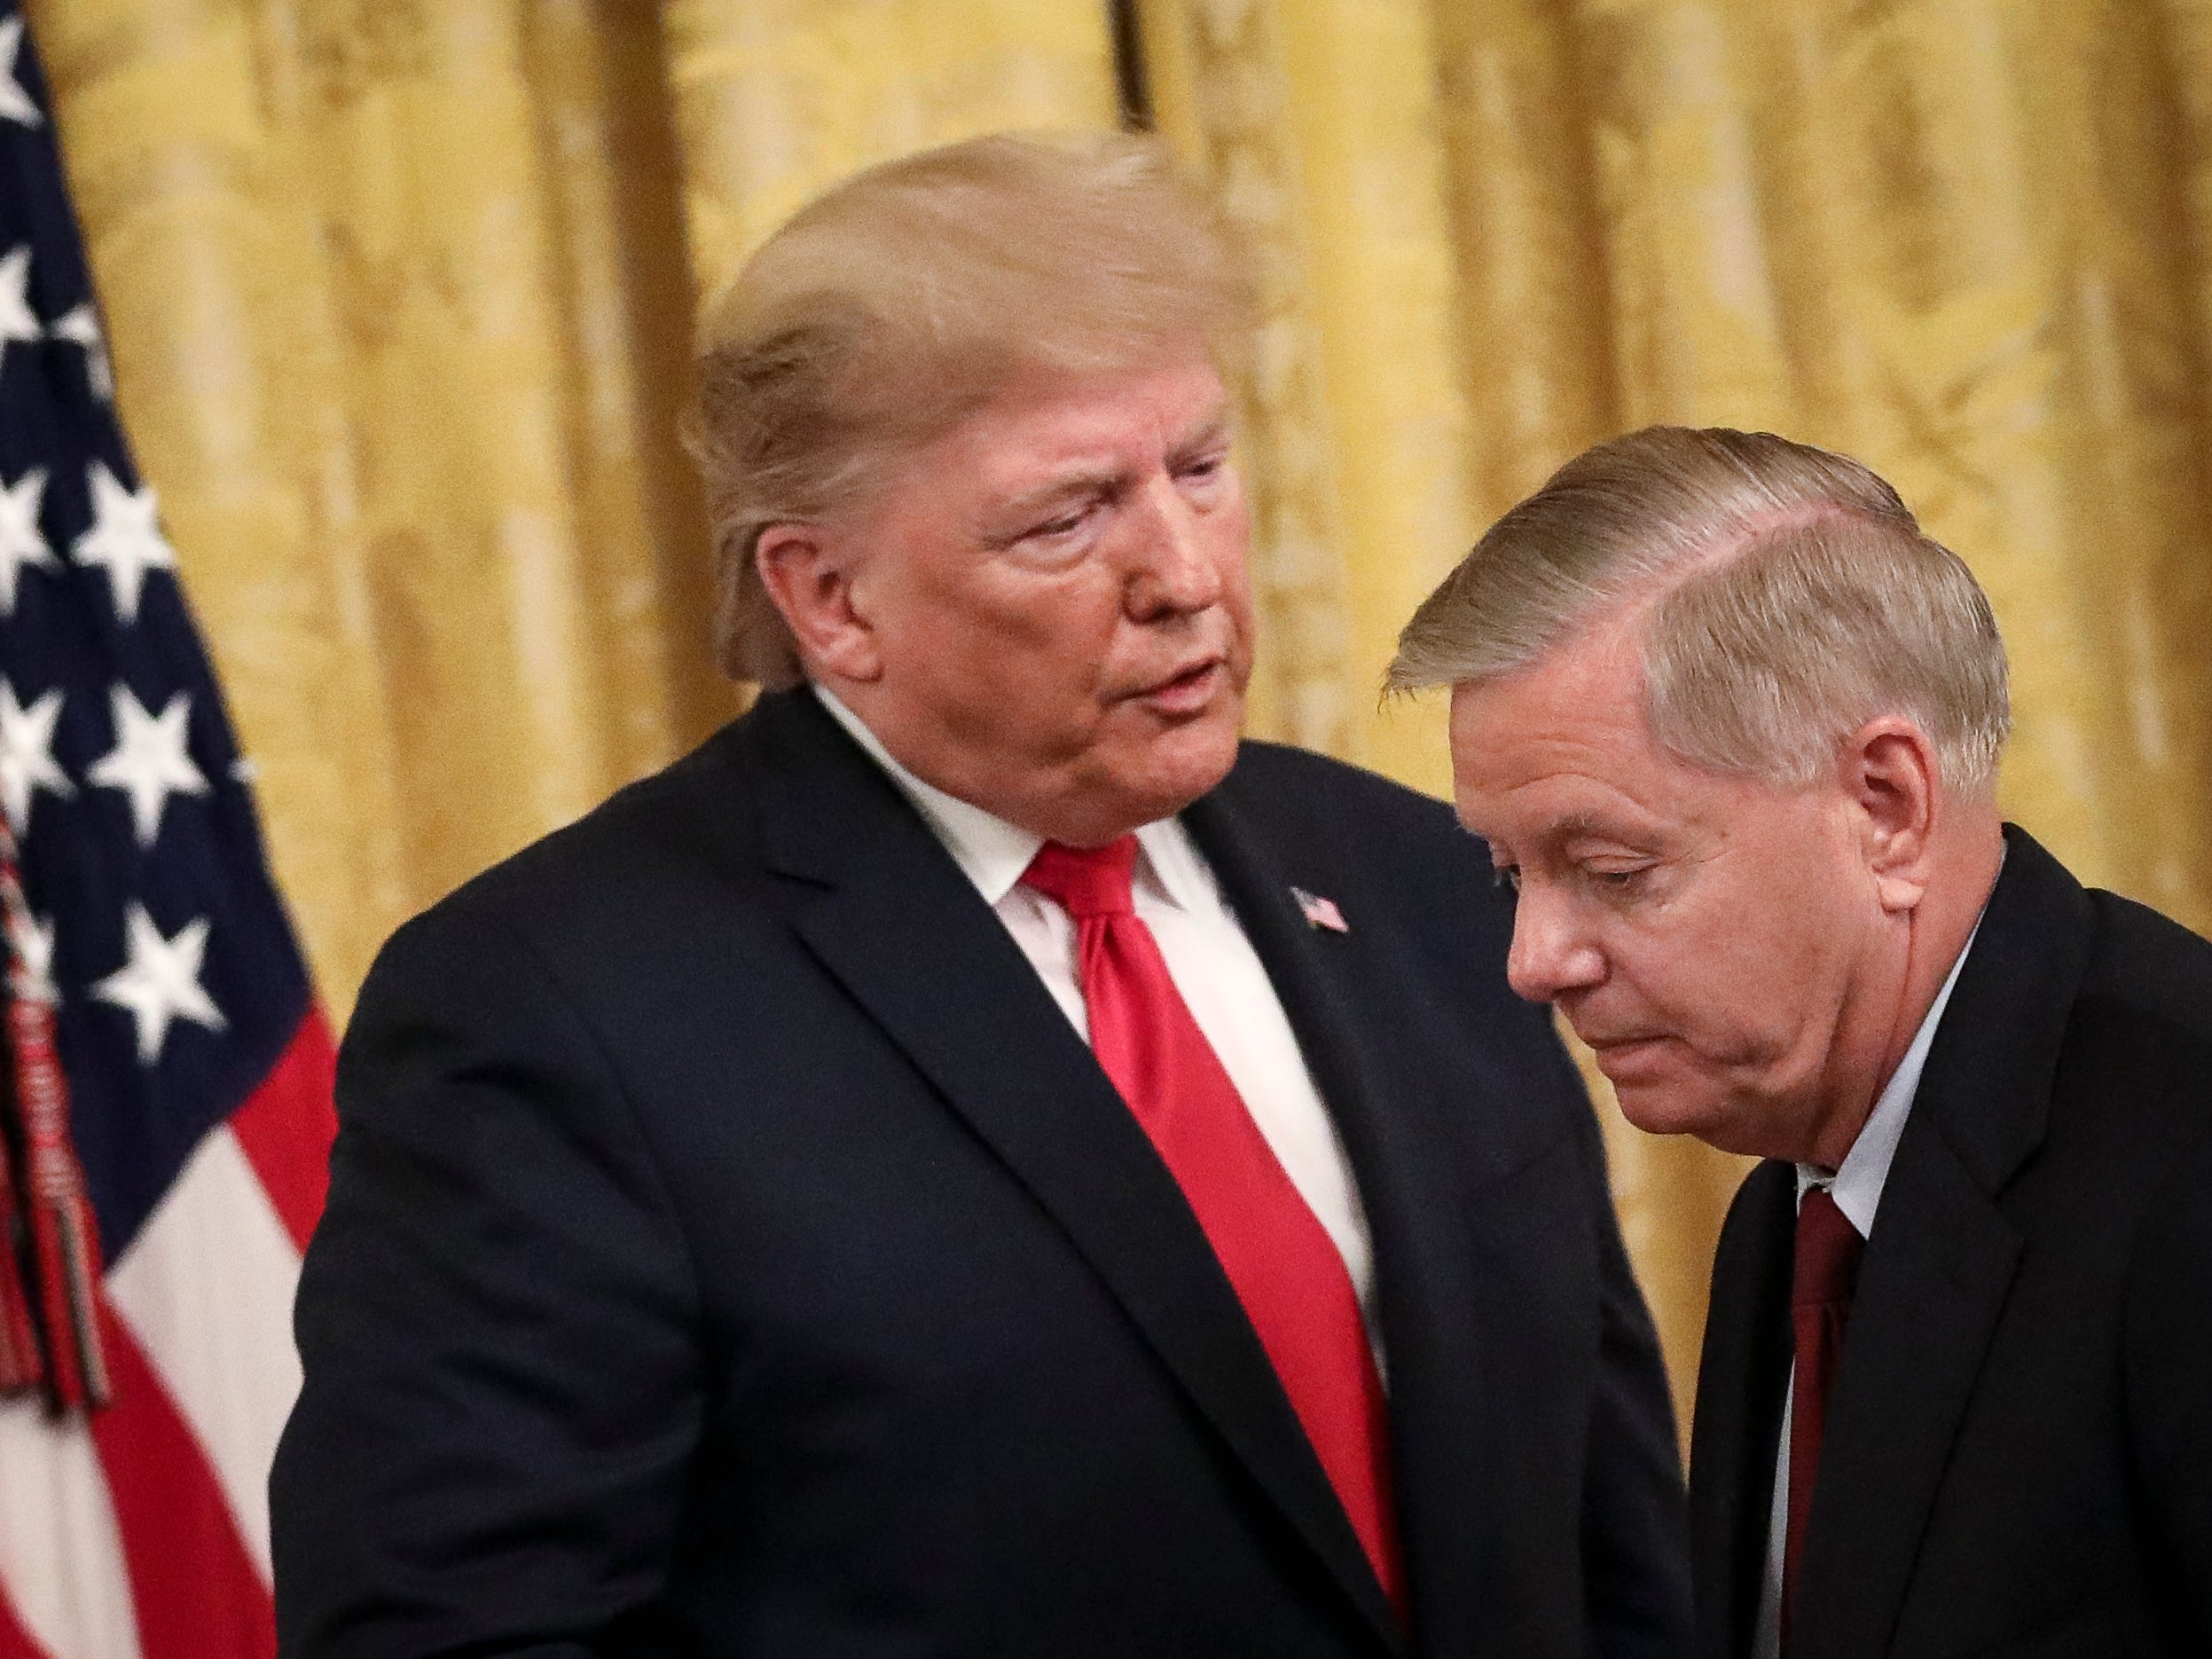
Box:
[1169,413,1231,460]
[989,415,1232,525]
[991,466,1130,523]
[1547,810,1652,846]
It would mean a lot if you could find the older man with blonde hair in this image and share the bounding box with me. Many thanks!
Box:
[1393,425,2212,1659]
[271,134,1691,1659]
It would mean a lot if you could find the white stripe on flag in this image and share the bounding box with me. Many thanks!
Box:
[106,1123,304,1587]
[0,1402,142,1659]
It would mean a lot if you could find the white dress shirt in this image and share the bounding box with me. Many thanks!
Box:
[1750,912,1986,1659]
[813,687,1382,1352]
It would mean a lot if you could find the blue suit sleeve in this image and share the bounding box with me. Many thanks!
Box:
[2124,1120,2212,1647]
[271,900,704,1659]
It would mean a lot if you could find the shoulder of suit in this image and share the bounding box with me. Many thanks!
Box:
[1221,740,1500,895]
[2004,885,2212,1198]
[2075,885,2212,1054]
[1227,739,1463,836]
[1220,739,1518,950]
[382,719,761,962]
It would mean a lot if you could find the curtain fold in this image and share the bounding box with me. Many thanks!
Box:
[31,0,743,1010]
[34,0,2212,1419]
[1137,0,1360,756]
[1142,0,1478,797]
[1140,0,2212,1425]
[661,0,1118,297]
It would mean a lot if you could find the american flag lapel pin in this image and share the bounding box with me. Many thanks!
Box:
[1291,886,1349,933]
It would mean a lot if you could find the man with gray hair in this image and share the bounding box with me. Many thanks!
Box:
[271,134,1692,1658]
[1392,424,2212,1658]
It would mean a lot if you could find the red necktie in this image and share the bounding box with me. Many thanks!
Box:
[1782,1186,1863,1653]
[1022,837,1405,1616]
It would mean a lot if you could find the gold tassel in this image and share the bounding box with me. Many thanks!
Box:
[0,1128,43,1396]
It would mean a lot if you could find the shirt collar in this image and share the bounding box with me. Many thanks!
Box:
[1132,815,1222,916]
[812,685,1206,913]
[1798,873,1997,1236]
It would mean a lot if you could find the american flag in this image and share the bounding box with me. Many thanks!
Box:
[0,8,337,1658]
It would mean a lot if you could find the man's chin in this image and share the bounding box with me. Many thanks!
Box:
[1612,1082,1801,1167]
[1133,753,1239,826]
[1607,1077,1739,1147]
[1126,699,1242,794]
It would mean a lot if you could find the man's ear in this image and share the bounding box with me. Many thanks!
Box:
[754,522,882,684]
[1840,717,1941,914]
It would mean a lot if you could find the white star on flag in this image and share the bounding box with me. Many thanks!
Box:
[73,460,176,621]
[0,246,39,377]
[91,903,228,1065]
[0,465,54,613]
[7,908,56,1005]
[0,678,71,833]
[0,18,41,128]
[50,303,113,401]
[88,683,207,846]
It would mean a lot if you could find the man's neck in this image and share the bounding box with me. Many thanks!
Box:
[1805,815,2004,1171]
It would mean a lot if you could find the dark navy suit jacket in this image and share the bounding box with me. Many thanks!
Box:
[273,688,1690,1658]
[1690,828,2212,1658]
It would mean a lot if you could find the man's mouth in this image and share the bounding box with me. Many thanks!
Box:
[1128,657,1225,714]
[1583,1034,1675,1073]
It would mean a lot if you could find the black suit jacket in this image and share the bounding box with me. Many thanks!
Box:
[272,688,1690,1659]
[1690,827,2212,1659]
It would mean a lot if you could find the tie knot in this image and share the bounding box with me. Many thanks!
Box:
[1022,837,1139,918]
[1792,1186,1864,1310]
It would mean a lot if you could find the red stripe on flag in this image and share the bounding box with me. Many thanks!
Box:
[0,1585,50,1659]
[226,1009,338,1254]
[87,1302,274,1659]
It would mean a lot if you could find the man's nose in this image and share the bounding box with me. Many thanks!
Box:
[1504,885,1605,1004]
[1125,476,1223,618]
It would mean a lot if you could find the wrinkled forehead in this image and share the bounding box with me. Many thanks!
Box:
[975,350,1230,439]
[1444,639,1706,837]
[1447,619,1653,755]
[878,353,1235,504]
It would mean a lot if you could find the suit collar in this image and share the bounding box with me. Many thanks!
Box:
[807,682,1223,916]
[1786,825,2089,1659]
[1690,1160,1796,1659]
[1907,824,2092,1196]
[1806,888,1985,1238]
[807,685,1043,903]
[749,691,1406,1654]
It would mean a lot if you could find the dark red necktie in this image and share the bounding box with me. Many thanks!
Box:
[1782,1185,1863,1653]
[1022,837,1405,1616]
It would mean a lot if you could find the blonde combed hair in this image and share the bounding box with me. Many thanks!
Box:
[1388,427,2011,795]
[689,130,1257,688]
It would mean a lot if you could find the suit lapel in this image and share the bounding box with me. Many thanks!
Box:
[1689,1160,1794,1659]
[1792,828,2091,1659]
[750,696,1401,1654]
[1184,777,1506,1655]
[1792,1126,2020,1659]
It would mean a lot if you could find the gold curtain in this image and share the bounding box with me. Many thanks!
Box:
[28,0,741,1011]
[35,0,2212,1427]
[661,1,1119,295]
[1136,0,2212,1430]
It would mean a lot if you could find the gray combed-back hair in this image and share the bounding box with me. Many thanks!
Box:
[1387,426,2011,795]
